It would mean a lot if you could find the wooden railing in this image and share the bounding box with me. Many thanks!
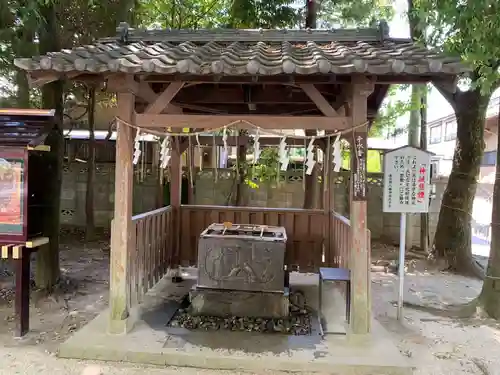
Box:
[128,206,173,307]
[328,212,351,268]
[327,211,371,270]
[179,205,326,272]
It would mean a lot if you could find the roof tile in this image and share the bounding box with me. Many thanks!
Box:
[14,26,469,77]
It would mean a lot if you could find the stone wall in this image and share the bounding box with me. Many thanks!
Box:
[193,169,447,247]
[60,163,158,227]
[60,164,448,246]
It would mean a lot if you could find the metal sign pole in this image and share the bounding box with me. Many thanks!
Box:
[397,212,406,321]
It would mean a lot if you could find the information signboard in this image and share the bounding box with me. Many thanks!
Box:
[382,146,432,213]
[382,145,433,321]
[0,156,25,236]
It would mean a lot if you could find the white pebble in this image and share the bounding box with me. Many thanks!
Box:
[81,365,102,375]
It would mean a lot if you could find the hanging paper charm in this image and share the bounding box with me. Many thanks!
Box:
[332,134,342,172]
[222,126,228,155]
[133,130,142,165]
[253,129,261,162]
[196,133,203,171]
[305,137,316,175]
[159,135,171,169]
[278,137,290,171]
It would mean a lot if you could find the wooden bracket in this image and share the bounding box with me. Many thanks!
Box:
[107,75,183,114]
[299,84,339,117]
[145,82,185,114]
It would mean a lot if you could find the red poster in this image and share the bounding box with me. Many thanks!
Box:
[0,158,24,234]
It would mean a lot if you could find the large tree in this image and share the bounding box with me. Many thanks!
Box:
[0,0,128,289]
[419,0,500,275]
[35,0,64,290]
[481,100,500,318]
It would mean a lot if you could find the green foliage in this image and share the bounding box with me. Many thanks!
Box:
[139,0,300,30]
[250,147,281,183]
[369,85,413,138]
[228,0,299,28]
[315,0,393,28]
[418,0,500,93]
[139,0,230,29]
[341,149,382,172]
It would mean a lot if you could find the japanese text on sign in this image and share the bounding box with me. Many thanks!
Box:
[382,146,431,213]
[352,133,367,201]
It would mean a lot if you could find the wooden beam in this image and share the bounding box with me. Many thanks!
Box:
[25,236,49,248]
[53,71,451,89]
[145,82,184,114]
[140,74,435,85]
[27,72,81,87]
[135,113,350,131]
[174,103,228,114]
[109,92,135,334]
[299,84,339,117]
[27,145,51,152]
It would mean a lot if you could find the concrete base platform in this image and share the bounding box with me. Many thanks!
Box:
[58,270,413,375]
[189,287,289,318]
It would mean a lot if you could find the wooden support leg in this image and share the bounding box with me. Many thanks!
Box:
[345,280,351,324]
[14,248,30,338]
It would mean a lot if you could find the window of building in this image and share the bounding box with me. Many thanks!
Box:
[429,125,442,144]
[444,120,457,141]
[481,150,497,166]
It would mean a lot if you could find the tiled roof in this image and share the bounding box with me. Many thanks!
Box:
[0,109,54,147]
[14,23,468,77]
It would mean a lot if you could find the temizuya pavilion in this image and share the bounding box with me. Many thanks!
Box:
[14,22,466,340]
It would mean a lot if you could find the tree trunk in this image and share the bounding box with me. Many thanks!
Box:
[235,143,246,206]
[15,70,30,108]
[14,26,34,108]
[35,2,63,291]
[303,0,318,209]
[433,89,489,274]
[408,86,421,146]
[405,85,421,249]
[419,85,429,253]
[480,99,500,318]
[85,87,96,241]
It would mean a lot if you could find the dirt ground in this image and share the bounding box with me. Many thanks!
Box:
[0,234,499,375]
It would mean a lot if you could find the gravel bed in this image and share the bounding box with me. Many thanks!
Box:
[169,309,312,335]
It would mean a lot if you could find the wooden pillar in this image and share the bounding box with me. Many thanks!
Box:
[152,142,163,208]
[349,78,372,335]
[323,136,333,263]
[170,134,182,265]
[187,134,195,204]
[109,92,135,334]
